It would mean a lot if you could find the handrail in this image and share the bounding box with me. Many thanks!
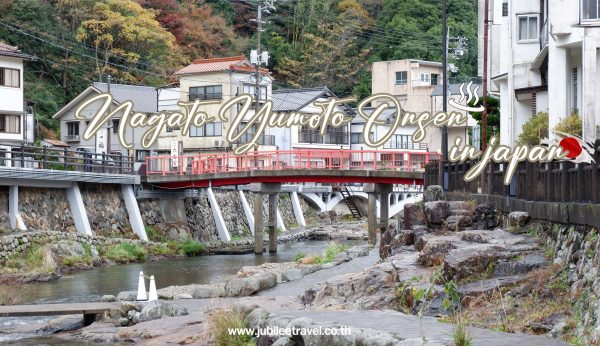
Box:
[145,149,441,176]
[0,144,135,174]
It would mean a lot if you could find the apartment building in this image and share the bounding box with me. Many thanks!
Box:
[157,56,275,155]
[0,42,35,148]
[479,0,600,144]
[370,59,475,152]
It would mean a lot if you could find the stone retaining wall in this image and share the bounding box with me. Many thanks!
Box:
[19,187,75,232]
[80,184,133,238]
[0,189,9,231]
[0,231,164,262]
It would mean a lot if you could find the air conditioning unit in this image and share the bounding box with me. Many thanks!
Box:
[214,140,225,148]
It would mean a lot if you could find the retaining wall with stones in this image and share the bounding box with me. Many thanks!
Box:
[19,187,75,233]
[80,184,133,238]
[0,189,9,231]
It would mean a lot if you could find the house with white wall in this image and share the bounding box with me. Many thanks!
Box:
[52,82,158,164]
[157,56,275,156]
[271,87,351,152]
[479,0,600,144]
[0,42,35,149]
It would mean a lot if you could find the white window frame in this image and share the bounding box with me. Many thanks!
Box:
[581,0,600,21]
[517,14,539,43]
[420,73,431,85]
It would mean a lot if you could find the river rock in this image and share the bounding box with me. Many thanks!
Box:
[101,295,116,302]
[347,245,369,258]
[117,291,138,301]
[120,301,140,316]
[442,244,506,281]
[418,239,456,266]
[281,269,304,282]
[424,185,445,202]
[174,294,192,300]
[244,307,269,329]
[271,337,294,346]
[424,201,449,225]
[508,211,530,227]
[403,203,426,229]
[192,284,225,299]
[333,251,350,263]
[51,240,86,258]
[138,300,188,322]
[118,317,130,327]
[225,273,276,297]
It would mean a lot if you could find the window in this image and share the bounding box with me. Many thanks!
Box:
[572,67,579,110]
[431,74,439,86]
[0,68,19,88]
[112,119,120,134]
[502,0,508,17]
[0,114,20,133]
[582,0,600,20]
[189,85,222,101]
[395,71,407,85]
[242,84,268,100]
[518,15,538,41]
[420,73,431,84]
[351,132,374,144]
[67,122,79,136]
[190,122,222,137]
[136,150,150,162]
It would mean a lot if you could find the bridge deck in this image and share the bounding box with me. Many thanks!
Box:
[0,302,120,317]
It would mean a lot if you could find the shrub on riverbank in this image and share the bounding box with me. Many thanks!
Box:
[101,243,147,263]
[296,242,350,264]
[208,308,255,346]
[178,240,206,256]
[0,244,55,275]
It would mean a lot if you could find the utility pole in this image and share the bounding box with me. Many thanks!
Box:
[107,74,112,156]
[482,0,490,151]
[441,0,448,162]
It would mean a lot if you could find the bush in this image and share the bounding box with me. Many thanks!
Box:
[294,251,305,262]
[209,308,255,346]
[554,111,582,136]
[179,240,206,256]
[104,243,147,263]
[518,112,548,145]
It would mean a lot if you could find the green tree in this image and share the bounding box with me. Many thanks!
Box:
[518,112,549,146]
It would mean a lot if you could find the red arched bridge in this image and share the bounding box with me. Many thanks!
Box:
[143,149,440,188]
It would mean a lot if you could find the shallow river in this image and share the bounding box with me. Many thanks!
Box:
[0,240,357,343]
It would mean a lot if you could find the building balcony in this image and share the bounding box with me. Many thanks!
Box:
[64,135,80,142]
[298,130,349,145]
[233,133,276,146]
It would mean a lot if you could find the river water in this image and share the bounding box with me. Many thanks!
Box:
[0,240,356,343]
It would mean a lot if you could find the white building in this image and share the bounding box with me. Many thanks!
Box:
[480,0,600,144]
[0,42,35,148]
[271,87,350,151]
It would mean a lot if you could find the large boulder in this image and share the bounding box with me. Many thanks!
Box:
[445,215,472,231]
[138,300,188,322]
[508,211,531,227]
[403,203,427,229]
[224,273,277,297]
[423,201,450,225]
[418,239,456,266]
[192,284,225,299]
[52,240,86,258]
[442,244,506,281]
[424,185,445,202]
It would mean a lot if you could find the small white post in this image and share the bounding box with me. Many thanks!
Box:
[148,275,158,301]
[276,208,287,233]
[290,192,306,227]
[136,271,147,301]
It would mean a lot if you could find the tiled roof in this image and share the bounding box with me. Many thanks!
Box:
[272,87,335,112]
[351,107,398,125]
[174,56,269,75]
[43,139,70,147]
[93,82,158,113]
[0,41,35,59]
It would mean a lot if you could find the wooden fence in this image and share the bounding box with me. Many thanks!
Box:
[425,155,600,204]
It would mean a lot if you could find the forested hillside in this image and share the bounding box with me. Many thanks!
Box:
[0,0,477,138]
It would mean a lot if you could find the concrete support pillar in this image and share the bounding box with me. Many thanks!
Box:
[367,192,377,246]
[66,183,93,236]
[8,185,26,231]
[268,194,278,253]
[276,208,286,233]
[207,187,230,242]
[121,185,147,241]
[290,192,306,227]
[253,193,264,254]
[239,190,254,234]
[548,45,569,130]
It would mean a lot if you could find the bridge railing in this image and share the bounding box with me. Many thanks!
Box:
[146,149,441,176]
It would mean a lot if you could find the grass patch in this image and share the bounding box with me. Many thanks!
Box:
[145,226,167,242]
[178,240,206,256]
[294,251,305,262]
[452,313,472,346]
[102,243,147,263]
[208,308,256,346]
[297,242,351,265]
[1,244,55,274]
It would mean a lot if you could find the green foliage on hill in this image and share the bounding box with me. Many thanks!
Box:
[0,0,477,139]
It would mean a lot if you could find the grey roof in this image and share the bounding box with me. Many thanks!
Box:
[93,82,158,113]
[351,107,398,125]
[272,87,335,112]
[0,42,35,60]
[430,83,483,97]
